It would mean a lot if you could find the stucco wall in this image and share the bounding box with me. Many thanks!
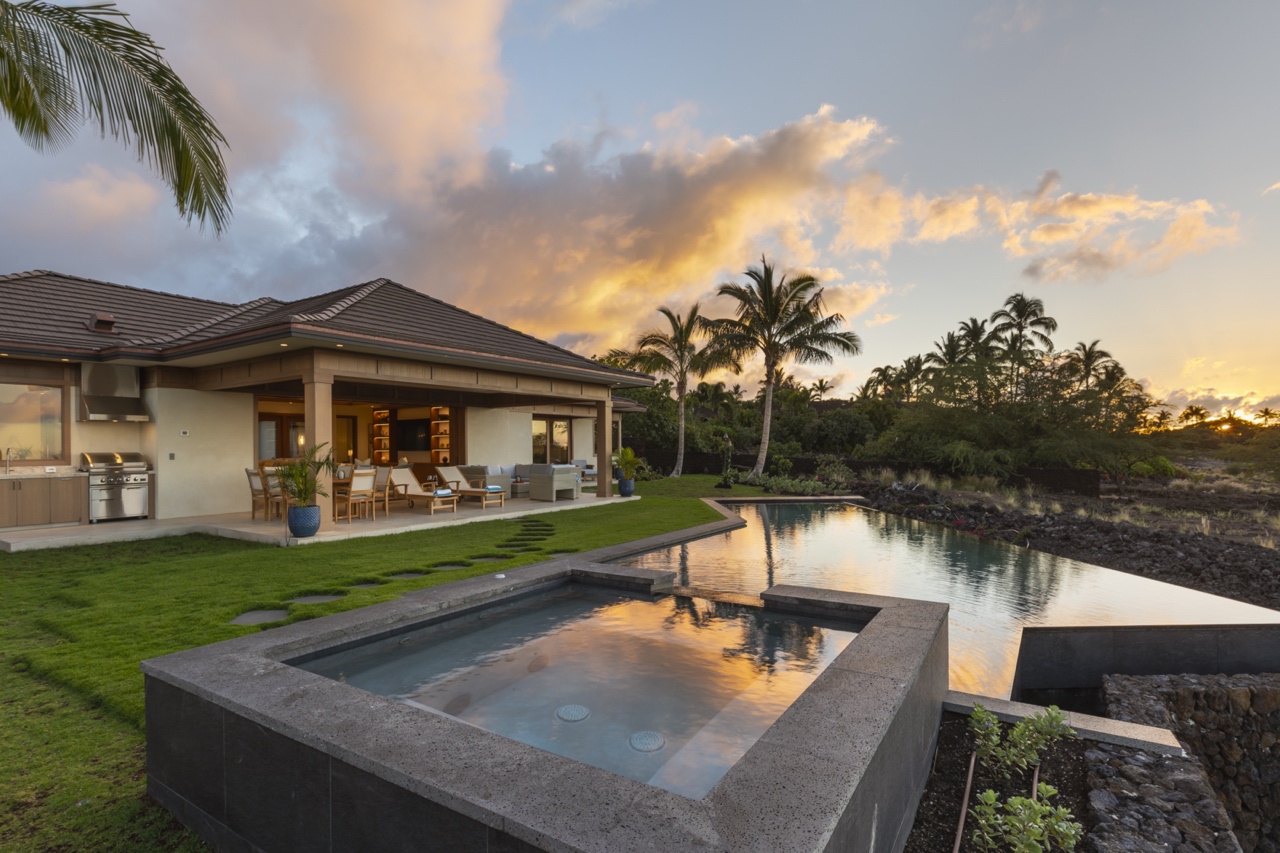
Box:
[465,408,532,465]
[571,417,597,466]
[143,388,254,519]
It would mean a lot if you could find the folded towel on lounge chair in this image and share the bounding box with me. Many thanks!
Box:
[434,488,453,497]
[485,485,504,493]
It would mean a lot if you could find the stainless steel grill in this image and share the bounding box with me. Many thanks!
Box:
[80,452,151,522]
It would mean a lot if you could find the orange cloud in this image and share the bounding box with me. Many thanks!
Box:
[35,166,159,230]
[865,313,899,327]
[385,107,884,356]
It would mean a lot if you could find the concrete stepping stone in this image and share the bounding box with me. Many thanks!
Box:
[350,582,382,589]
[288,594,344,604]
[231,609,288,625]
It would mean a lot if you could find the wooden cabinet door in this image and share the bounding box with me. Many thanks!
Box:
[13,478,51,526]
[49,477,84,524]
[0,482,16,528]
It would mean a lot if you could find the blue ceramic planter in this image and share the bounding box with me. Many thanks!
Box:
[288,504,322,538]
[617,478,635,497]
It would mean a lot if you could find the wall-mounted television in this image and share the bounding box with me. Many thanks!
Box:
[397,419,430,451]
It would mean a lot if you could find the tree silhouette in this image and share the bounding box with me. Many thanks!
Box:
[706,256,862,478]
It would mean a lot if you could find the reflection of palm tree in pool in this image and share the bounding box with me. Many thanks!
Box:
[930,526,1067,622]
[759,504,777,589]
[676,542,690,587]
[722,608,828,672]
[663,594,715,630]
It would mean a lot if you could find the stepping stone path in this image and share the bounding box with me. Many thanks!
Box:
[350,582,382,589]
[288,594,344,604]
[430,561,470,569]
[231,609,289,625]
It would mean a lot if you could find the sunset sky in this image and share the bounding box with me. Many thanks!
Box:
[1,1,1277,414]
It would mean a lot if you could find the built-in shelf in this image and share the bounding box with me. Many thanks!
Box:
[430,407,451,465]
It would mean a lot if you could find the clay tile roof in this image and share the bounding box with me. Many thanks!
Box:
[0,270,651,386]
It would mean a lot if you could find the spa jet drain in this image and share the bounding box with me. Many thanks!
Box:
[629,731,664,752]
[555,704,590,722]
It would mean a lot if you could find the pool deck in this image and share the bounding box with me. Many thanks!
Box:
[0,494,639,552]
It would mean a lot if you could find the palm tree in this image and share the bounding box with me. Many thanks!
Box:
[0,1,230,232]
[810,378,834,401]
[957,316,1000,407]
[990,293,1058,400]
[867,364,897,398]
[852,376,878,401]
[706,256,862,478]
[619,304,736,477]
[1065,340,1115,390]
[1180,404,1209,425]
[691,380,735,420]
[1257,407,1278,427]
[925,332,967,369]
[895,355,927,402]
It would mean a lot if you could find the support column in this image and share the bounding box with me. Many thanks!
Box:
[596,398,613,498]
[304,375,334,528]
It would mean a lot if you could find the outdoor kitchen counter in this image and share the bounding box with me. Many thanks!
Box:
[0,471,90,528]
[0,469,87,479]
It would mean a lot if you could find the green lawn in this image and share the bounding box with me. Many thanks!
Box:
[0,481,736,851]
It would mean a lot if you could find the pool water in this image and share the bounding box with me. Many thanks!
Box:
[617,501,1280,696]
[297,584,858,799]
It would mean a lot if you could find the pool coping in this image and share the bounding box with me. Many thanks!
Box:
[143,556,948,852]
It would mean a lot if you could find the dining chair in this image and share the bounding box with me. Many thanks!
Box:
[245,468,268,520]
[337,469,377,522]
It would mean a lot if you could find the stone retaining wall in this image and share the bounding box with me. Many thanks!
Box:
[1085,741,1240,852]
[1106,674,1280,852]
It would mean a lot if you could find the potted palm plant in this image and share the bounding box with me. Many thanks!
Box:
[277,442,337,538]
[613,446,639,497]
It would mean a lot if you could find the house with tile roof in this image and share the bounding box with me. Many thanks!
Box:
[0,271,652,529]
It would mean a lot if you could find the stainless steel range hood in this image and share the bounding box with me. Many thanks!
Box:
[79,364,151,422]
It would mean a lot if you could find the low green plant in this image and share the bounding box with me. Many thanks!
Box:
[970,783,1082,852]
[970,704,1074,779]
[632,457,665,481]
[769,455,793,477]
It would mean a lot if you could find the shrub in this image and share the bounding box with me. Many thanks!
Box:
[814,454,855,487]
[1130,455,1178,478]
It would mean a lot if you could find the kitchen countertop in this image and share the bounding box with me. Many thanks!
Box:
[0,469,88,479]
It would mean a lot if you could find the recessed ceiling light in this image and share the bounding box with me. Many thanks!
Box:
[60,358,69,362]
[280,343,288,347]
[335,343,344,348]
